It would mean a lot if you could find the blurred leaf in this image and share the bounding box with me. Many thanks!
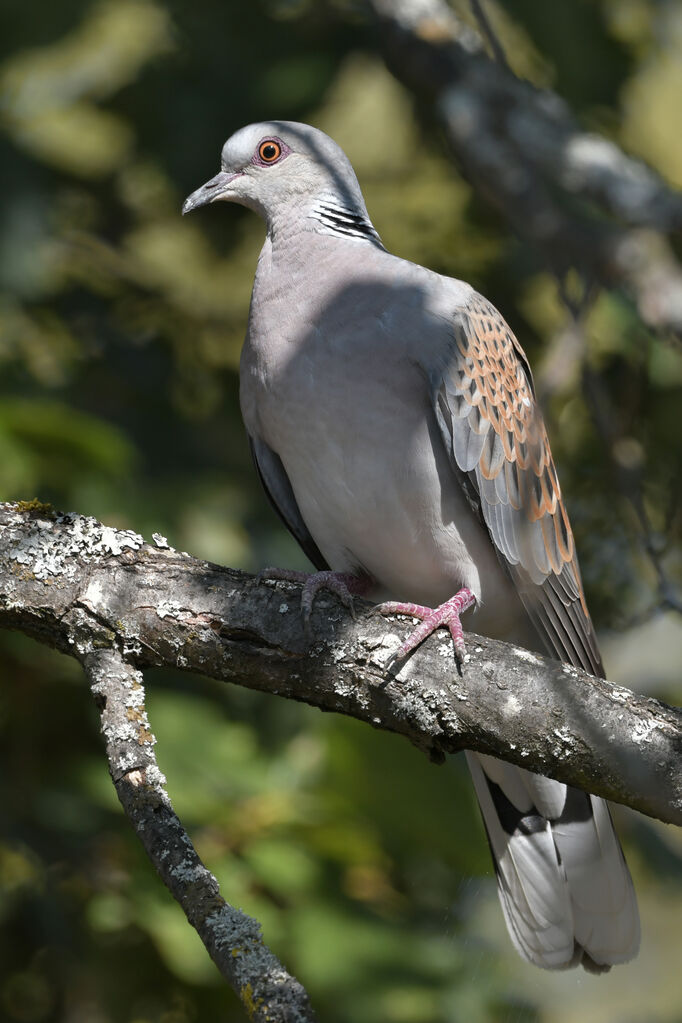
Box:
[1,0,173,175]
[0,398,135,501]
[621,9,682,188]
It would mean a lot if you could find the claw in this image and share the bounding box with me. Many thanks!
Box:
[375,588,476,665]
[257,566,370,624]
[301,571,362,623]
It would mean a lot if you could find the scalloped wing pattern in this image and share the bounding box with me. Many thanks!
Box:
[434,292,603,676]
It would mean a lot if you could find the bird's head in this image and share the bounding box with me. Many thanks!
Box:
[182,121,380,243]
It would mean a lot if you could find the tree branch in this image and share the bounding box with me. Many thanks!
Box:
[469,0,509,70]
[83,647,317,1023]
[367,0,682,335]
[1,501,680,829]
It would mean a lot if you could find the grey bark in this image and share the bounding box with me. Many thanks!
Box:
[84,648,317,1023]
[367,0,682,336]
[1,501,680,829]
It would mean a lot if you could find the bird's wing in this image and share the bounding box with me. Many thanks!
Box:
[249,435,330,571]
[428,292,638,973]
[429,290,603,677]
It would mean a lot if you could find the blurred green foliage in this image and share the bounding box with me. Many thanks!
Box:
[1,1,681,1021]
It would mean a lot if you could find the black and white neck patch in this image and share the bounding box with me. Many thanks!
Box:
[309,199,383,245]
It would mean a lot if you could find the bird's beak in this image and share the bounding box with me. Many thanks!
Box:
[182,170,241,215]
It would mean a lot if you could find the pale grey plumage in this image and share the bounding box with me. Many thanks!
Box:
[183,120,639,971]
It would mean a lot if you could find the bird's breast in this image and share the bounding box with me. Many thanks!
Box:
[241,301,524,638]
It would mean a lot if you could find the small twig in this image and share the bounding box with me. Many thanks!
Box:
[548,271,682,622]
[581,363,682,619]
[469,0,509,69]
[83,647,318,1023]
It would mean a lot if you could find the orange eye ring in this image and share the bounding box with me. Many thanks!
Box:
[258,140,282,163]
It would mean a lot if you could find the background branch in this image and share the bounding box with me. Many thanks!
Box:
[1,502,680,828]
[368,0,682,335]
[83,646,317,1023]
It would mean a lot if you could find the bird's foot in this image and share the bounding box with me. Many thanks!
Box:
[375,587,476,666]
[257,567,371,628]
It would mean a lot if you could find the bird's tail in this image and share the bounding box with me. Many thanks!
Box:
[466,751,640,971]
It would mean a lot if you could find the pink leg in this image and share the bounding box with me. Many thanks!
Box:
[257,567,371,624]
[375,588,476,664]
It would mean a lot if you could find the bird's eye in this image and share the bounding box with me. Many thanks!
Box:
[258,140,282,163]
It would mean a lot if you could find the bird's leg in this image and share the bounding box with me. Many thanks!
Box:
[257,567,371,626]
[375,588,476,664]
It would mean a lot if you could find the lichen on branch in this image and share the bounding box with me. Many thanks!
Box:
[1,501,680,826]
